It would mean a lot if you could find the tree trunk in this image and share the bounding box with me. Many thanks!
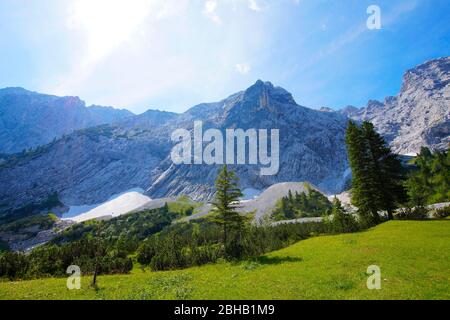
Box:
[224,224,228,246]
[387,210,394,220]
[91,261,99,287]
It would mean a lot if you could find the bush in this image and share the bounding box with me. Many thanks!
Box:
[272,186,332,221]
[326,198,360,234]
[432,206,450,219]
[395,206,429,220]
[0,237,133,280]
[0,252,30,280]
[137,220,328,271]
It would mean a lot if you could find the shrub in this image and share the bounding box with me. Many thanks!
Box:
[395,206,429,220]
[432,206,450,219]
[0,252,30,280]
[326,198,360,234]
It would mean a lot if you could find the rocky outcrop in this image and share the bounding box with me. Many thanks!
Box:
[0,88,133,154]
[147,81,350,200]
[0,57,448,215]
[340,57,450,155]
[0,81,350,213]
[0,219,73,252]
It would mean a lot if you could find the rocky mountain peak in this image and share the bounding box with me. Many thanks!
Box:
[343,57,450,155]
[0,87,32,96]
[0,88,134,154]
[319,107,334,112]
[366,100,384,110]
[243,80,296,106]
[339,105,360,117]
[401,57,450,93]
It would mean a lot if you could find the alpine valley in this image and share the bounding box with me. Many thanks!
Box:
[0,57,449,222]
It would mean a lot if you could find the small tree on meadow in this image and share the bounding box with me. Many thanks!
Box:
[211,165,245,246]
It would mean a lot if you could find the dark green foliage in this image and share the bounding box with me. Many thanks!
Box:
[361,122,407,218]
[272,186,332,221]
[395,207,429,220]
[0,252,29,280]
[345,121,407,222]
[76,124,115,142]
[405,147,450,206]
[211,165,246,249]
[325,198,359,234]
[0,193,62,224]
[137,218,329,271]
[0,140,59,170]
[0,240,10,253]
[0,206,178,280]
[0,213,57,235]
[53,206,176,245]
[433,206,450,219]
[184,207,194,216]
[0,238,132,280]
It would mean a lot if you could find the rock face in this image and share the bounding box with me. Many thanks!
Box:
[1,57,448,215]
[147,81,349,200]
[0,88,134,154]
[340,57,450,155]
[0,81,349,212]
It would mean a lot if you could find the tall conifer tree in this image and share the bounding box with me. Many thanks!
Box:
[345,121,405,222]
[211,165,244,245]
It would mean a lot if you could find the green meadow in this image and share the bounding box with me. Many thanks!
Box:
[1,220,449,300]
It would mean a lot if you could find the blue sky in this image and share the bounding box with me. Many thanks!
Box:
[0,0,449,114]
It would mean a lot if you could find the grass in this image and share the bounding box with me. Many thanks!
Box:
[0,213,57,233]
[168,196,203,217]
[0,220,449,300]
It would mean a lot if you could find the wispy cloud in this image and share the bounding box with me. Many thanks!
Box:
[203,0,221,24]
[236,63,251,74]
[248,0,261,12]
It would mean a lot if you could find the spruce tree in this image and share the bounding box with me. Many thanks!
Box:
[406,147,450,206]
[211,165,244,246]
[345,121,381,222]
[361,122,407,219]
[329,197,358,233]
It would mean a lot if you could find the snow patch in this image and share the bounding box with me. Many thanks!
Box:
[62,188,151,223]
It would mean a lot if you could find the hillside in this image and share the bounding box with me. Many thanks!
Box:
[0,88,133,154]
[1,221,448,300]
[1,57,448,216]
[0,81,350,214]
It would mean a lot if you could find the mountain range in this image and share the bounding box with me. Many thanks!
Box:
[340,57,449,155]
[0,88,133,154]
[0,57,448,215]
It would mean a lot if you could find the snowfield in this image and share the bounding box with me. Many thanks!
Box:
[62,189,152,223]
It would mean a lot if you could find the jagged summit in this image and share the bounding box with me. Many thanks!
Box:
[401,56,450,93]
[0,87,31,95]
[243,80,296,105]
[0,88,133,153]
[0,57,448,211]
[343,57,450,154]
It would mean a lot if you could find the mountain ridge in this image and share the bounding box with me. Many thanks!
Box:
[0,57,448,215]
[0,88,134,154]
[340,57,450,154]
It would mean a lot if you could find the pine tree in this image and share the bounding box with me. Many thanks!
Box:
[328,197,358,233]
[406,147,450,206]
[361,122,407,219]
[346,121,406,222]
[346,121,381,222]
[211,165,244,246]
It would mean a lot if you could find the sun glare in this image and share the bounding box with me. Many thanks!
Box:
[67,0,155,64]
